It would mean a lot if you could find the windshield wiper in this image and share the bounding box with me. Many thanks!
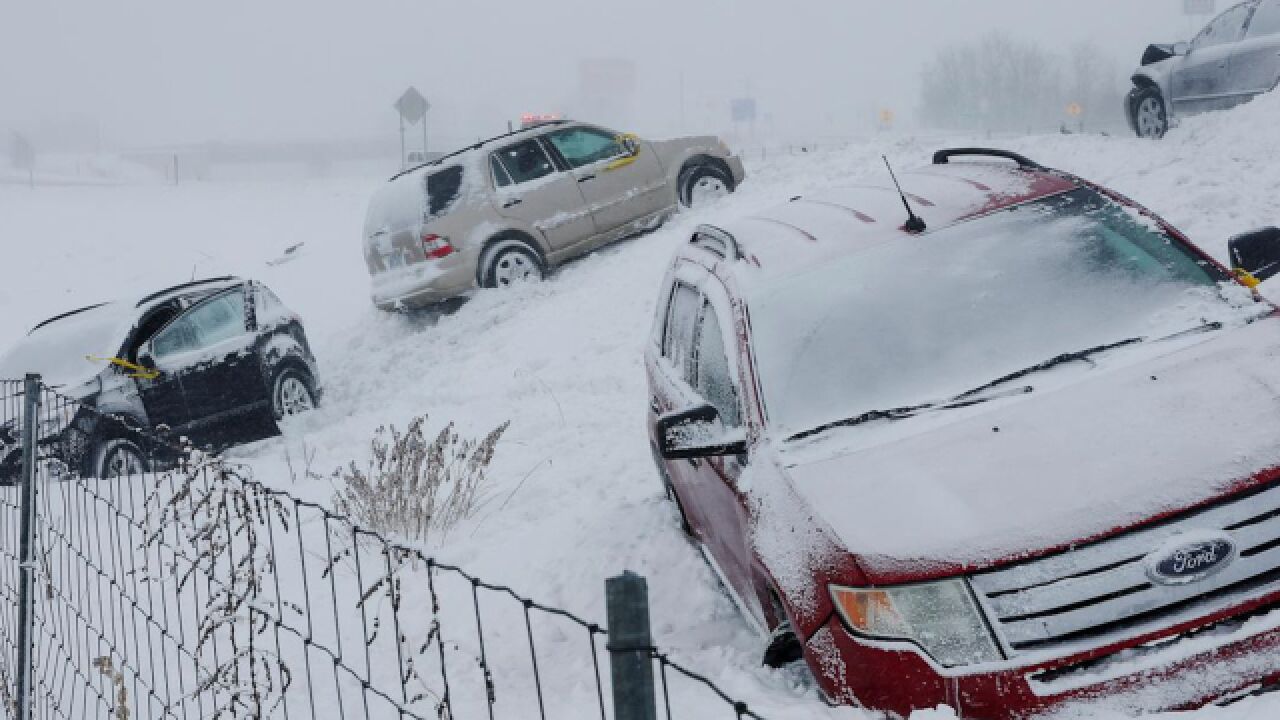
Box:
[787,336,1146,443]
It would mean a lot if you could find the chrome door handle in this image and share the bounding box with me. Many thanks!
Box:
[578,174,597,183]
[503,198,523,208]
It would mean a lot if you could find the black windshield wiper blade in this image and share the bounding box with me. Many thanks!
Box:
[951,336,1145,402]
[787,336,1146,443]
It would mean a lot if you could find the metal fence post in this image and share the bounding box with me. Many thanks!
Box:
[15,374,40,720]
[606,572,657,720]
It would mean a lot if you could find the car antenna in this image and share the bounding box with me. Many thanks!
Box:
[883,155,926,234]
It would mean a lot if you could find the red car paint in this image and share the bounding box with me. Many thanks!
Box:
[645,154,1280,718]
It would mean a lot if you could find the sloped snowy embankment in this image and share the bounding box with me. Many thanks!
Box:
[5,93,1280,718]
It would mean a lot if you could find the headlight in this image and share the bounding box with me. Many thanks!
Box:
[830,579,1002,667]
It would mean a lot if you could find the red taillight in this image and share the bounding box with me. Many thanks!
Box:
[421,233,455,260]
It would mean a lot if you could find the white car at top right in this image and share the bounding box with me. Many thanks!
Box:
[1128,0,1280,138]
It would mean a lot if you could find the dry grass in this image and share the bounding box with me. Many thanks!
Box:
[333,416,510,543]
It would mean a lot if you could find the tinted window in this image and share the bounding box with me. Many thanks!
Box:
[546,127,625,169]
[1194,3,1253,48]
[662,282,702,382]
[496,139,555,185]
[426,166,464,218]
[695,303,741,427]
[152,292,246,360]
[1248,0,1280,36]
[490,155,512,188]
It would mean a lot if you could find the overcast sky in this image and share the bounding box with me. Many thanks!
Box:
[1,0,1204,150]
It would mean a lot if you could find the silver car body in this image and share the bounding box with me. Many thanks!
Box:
[1131,0,1280,126]
[363,121,746,310]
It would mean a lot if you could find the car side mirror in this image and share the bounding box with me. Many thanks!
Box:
[1229,227,1280,284]
[620,135,641,157]
[1173,41,1191,56]
[657,404,747,460]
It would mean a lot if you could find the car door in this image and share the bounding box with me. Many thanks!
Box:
[1173,2,1256,113]
[145,288,263,446]
[543,126,669,236]
[680,291,760,617]
[490,137,597,253]
[1230,0,1280,96]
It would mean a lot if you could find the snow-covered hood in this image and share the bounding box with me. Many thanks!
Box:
[649,135,732,168]
[781,315,1280,582]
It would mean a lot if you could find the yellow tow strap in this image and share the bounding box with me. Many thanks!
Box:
[87,356,160,380]
[1235,268,1262,289]
[604,133,642,172]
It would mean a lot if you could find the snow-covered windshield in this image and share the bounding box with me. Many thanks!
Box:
[751,187,1253,441]
[0,303,133,387]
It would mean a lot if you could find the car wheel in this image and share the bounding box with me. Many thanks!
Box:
[1132,87,1168,139]
[93,438,148,479]
[680,163,735,209]
[272,368,317,421]
[482,243,544,289]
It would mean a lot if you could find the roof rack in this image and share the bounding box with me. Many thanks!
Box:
[932,148,1046,171]
[690,225,743,261]
[30,303,110,334]
[135,276,239,308]
[388,120,572,182]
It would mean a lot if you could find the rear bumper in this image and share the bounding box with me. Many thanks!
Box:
[369,246,479,310]
[807,592,1280,719]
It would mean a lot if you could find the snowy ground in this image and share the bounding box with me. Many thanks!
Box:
[5,94,1280,719]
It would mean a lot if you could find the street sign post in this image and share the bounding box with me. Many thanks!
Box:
[394,87,431,169]
[11,133,34,188]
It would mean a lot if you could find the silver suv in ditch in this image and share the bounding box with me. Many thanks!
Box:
[363,120,745,310]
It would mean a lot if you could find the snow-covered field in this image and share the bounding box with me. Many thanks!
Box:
[6,94,1280,719]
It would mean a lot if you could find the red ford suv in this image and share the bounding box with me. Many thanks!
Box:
[645,148,1280,718]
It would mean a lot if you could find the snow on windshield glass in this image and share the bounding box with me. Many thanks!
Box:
[751,187,1250,440]
[0,303,132,387]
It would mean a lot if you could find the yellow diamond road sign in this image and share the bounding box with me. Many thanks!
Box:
[395,87,430,125]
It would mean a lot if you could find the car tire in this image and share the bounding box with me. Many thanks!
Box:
[271,367,318,421]
[481,242,545,289]
[1131,86,1169,139]
[679,163,735,209]
[93,438,148,479]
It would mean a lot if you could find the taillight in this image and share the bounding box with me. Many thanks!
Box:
[421,233,455,260]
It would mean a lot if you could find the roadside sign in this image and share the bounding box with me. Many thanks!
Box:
[731,98,757,124]
[395,87,430,125]
[10,132,34,170]
[1066,102,1083,117]
[878,109,895,127]
[1184,0,1216,15]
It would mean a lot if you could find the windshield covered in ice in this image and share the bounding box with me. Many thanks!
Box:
[751,187,1253,440]
[0,303,133,387]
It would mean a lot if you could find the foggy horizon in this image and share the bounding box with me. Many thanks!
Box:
[5,1,1204,151]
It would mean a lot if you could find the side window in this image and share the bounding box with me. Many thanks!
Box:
[1248,0,1280,36]
[490,154,512,189]
[495,139,556,185]
[662,282,702,382]
[426,165,464,218]
[151,292,246,360]
[1194,3,1253,49]
[695,302,741,428]
[546,127,625,169]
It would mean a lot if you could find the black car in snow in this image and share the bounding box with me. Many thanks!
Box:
[0,277,321,481]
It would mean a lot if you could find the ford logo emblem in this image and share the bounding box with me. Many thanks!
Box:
[1144,533,1237,586]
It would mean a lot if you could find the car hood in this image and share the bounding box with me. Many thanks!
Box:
[780,316,1280,583]
[649,135,730,167]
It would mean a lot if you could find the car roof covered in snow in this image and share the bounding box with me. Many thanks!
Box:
[692,156,1081,286]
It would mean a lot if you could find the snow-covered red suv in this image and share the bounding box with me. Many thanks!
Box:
[645,148,1280,718]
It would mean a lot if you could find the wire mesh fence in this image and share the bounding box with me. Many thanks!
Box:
[0,376,767,720]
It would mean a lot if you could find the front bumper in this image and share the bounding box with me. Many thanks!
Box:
[726,155,747,188]
[808,590,1280,719]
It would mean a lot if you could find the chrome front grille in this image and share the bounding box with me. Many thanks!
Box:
[970,483,1280,656]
